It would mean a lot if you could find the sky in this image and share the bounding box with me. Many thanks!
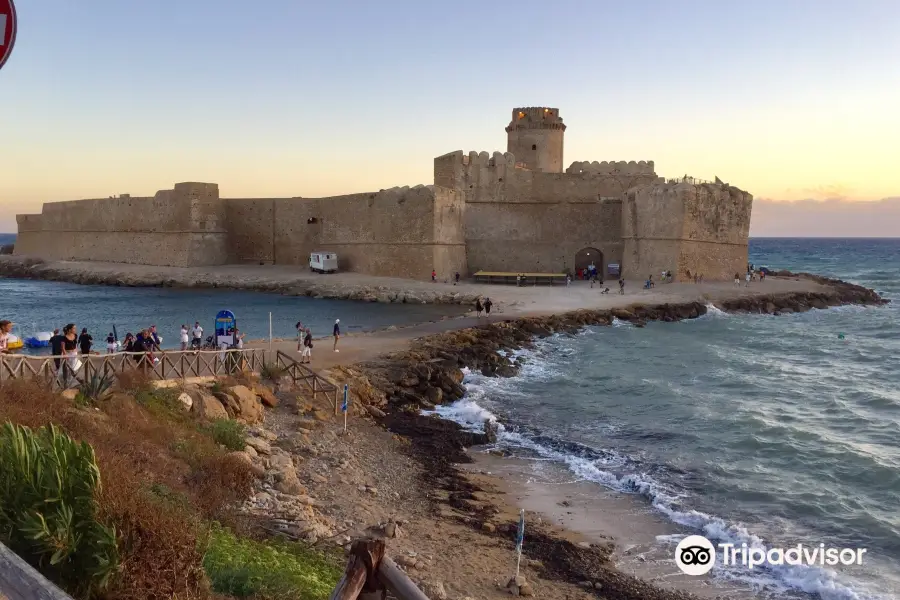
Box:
[1,0,898,235]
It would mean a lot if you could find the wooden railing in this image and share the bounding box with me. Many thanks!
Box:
[0,541,74,600]
[0,349,268,390]
[275,351,339,411]
[330,539,429,600]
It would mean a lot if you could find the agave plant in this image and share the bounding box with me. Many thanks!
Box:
[0,422,120,595]
[78,372,115,403]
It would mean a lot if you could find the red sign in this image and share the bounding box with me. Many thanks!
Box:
[0,0,16,71]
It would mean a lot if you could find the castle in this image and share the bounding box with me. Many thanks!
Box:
[14,108,753,281]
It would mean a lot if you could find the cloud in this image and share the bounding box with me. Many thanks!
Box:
[751,197,900,237]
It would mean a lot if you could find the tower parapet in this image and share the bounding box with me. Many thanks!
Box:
[506,107,565,173]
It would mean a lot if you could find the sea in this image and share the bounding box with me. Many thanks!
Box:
[435,238,900,600]
[0,279,462,352]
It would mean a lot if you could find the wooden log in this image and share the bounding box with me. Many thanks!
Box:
[379,556,431,600]
[329,539,385,600]
[0,542,74,599]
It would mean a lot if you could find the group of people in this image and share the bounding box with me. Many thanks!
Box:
[295,318,342,363]
[474,297,493,316]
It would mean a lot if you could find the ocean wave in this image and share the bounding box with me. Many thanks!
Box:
[428,336,889,600]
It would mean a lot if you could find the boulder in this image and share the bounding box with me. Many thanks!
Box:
[191,391,229,421]
[213,391,240,417]
[365,405,386,418]
[177,392,193,411]
[275,467,306,495]
[228,385,263,423]
[245,436,272,455]
[253,384,279,408]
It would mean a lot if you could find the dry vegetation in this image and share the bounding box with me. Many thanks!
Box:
[0,374,262,600]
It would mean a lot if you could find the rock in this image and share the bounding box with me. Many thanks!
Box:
[382,522,397,538]
[250,426,278,441]
[228,385,263,423]
[309,473,328,484]
[366,405,387,418]
[275,468,306,495]
[61,389,78,401]
[518,583,534,597]
[481,522,496,533]
[253,384,279,408]
[192,391,229,421]
[425,386,444,405]
[245,437,272,455]
[577,541,591,549]
[397,555,417,568]
[243,444,258,458]
[177,392,193,411]
[421,580,447,600]
[414,560,426,570]
[213,391,240,417]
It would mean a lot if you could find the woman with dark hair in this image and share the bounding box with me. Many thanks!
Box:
[58,324,81,385]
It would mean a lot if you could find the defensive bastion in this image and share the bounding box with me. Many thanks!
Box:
[14,107,753,281]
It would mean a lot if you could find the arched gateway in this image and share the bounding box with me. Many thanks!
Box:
[574,247,604,280]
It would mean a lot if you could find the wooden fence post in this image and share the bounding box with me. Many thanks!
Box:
[329,539,385,600]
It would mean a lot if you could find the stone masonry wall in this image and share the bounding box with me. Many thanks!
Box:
[13,183,226,267]
[622,181,752,281]
[436,150,658,278]
[223,185,466,281]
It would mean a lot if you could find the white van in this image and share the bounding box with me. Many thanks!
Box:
[309,252,338,274]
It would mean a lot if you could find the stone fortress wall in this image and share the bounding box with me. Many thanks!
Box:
[13,106,752,282]
[222,185,466,280]
[14,183,226,268]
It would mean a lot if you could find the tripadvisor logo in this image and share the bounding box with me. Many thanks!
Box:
[675,535,716,576]
[674,535,868,576]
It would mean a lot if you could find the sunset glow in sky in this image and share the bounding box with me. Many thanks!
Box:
[1,0,898,234]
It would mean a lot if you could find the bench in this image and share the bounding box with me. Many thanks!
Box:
[473,271,567,286]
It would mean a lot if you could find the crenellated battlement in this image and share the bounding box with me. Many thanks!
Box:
[566,160,657,176]
[505,107,565,132]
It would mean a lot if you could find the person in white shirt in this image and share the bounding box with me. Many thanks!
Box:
[235,329,245,349]
[191,322,203,349]
[180,325,189,351]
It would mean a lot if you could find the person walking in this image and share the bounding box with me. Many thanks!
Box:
[234,328,245,349]
[454,272,460,285]
[58,324,80,386]
[50,328,64,372]
[431,270,436,282]
[301,328,313,363]
[734,273,741,286]
[78,328,93,356]
[475,298,483,317]
[484,297,493,316]
[191,321,203,350]
[296,320,305,352]
[180,324,189,351]
[106,332,117,354]
[333,319,341,353]
[619,279,625,295]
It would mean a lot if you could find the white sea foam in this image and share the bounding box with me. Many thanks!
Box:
[428,336,886,600]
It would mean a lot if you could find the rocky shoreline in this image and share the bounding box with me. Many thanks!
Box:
[0,256,481,305]
[332,276,887,599]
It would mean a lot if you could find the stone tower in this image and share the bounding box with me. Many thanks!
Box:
[505,107,566,173]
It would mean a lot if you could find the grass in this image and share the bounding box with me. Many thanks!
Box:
[204,419,247,451]
[203,524,342,600]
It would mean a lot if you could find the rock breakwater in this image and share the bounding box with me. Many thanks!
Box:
[345,278,886,599]
[0,255,480,305]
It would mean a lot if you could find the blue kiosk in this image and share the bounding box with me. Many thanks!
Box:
[215,310,237,348]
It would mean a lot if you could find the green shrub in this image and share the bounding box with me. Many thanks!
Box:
[0,422,119,597]
[204,419,247,451]
[203,524,342,600]
[78,372,115,404]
